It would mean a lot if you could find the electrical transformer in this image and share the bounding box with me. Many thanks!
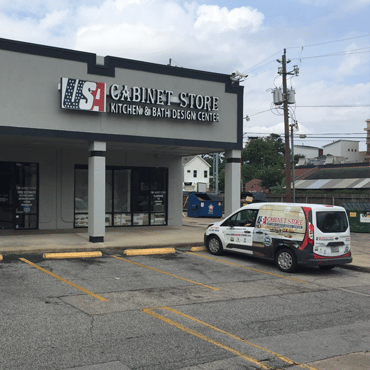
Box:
[272,88,283,105]
[287,89,296,104]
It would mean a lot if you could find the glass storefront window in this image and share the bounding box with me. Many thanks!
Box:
[75,169,88,213]
[114,170,131,212]
[106,170,112,213]
[74,166,167,228]
[132,169,150,212]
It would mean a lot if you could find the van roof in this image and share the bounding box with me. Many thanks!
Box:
[240,202,345,211]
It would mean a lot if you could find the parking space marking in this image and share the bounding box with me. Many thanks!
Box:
[141,308,273,370]
[112,255,220,291]
[19,258,108,302]
[187,252,309,283]
[338,287,370,297]
[162,307,319,370]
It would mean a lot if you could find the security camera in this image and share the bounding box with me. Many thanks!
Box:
[230,70,248,82]
[234,70,248,78]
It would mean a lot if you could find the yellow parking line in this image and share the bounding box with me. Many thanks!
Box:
[187,252,309,284]
[124,248,175,256]
[19,258,108,302]
[141,308,273,370]
[163,307,319,370]
[112,255,220,291]
[43,251,103,259]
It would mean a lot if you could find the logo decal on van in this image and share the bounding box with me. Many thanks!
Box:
[263,235,272,246]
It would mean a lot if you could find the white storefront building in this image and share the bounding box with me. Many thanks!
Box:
[0,38,243,242]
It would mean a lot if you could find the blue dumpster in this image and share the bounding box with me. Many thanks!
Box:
[187,192,223,218]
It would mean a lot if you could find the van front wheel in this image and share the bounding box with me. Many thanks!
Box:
[276,249,297,273]
[206,235,224,255]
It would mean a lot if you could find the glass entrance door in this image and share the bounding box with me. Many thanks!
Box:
[0,162,38,230]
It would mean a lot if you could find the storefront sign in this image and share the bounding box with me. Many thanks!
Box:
[60,77,219,122]
[61,78,106,112]
[16,186,37,213]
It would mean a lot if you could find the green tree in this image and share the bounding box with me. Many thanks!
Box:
[242,135,284,169]
[258,166,284,190]
[241,135,285,190]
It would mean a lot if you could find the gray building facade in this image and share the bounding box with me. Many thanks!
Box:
[0,38,243,242]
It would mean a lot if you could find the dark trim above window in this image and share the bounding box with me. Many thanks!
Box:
[89,151,106,157]
[226,158,241,163]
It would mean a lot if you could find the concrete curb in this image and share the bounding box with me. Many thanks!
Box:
[0,241,204,256]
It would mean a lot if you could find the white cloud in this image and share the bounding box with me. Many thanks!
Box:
[39,9,69,31]
[335,43,369,79]
[0,0,368,150]
[297,0,370,9]
[194,5,264,40]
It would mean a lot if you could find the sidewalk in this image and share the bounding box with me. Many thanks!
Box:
[0,216,369,271]
[0,216,209,256]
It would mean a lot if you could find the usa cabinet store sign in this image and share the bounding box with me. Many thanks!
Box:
[60,77,220,122]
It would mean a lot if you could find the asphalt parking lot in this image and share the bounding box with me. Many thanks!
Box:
[1,245,369,370]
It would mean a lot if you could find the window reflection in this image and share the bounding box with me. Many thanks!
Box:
[75,166,167,227]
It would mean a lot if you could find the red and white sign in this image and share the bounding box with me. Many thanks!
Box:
[61,78,106,112]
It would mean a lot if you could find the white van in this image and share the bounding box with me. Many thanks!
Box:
[204,202,352,272]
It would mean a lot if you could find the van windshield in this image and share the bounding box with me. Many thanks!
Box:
[316,211,348,233]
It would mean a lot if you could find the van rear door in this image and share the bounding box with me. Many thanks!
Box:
[313,209,351,258]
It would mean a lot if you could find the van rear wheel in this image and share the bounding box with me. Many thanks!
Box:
[275,248,297,273]
[206,235,224,255]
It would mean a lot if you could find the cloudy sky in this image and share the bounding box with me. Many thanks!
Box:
[1,0,369,150]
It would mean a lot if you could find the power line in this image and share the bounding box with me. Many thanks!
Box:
[242,49,283,74]
[241,34,370,78]
[244,48,370,79]
[296,48,370,61]
[244,65,279,79]
[247,109,273,117]
[287,34,370,49]
[295,105,370,108]
[244,132,367,135]
[243,136,367,140]
[246,104,369,118]
[242,133,368,141]
[247,60,278,74]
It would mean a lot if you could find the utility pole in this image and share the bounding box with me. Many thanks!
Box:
[213,153,219,194]
[274,50,299,203]
[282,49,292,203]
[290,122,295,202]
